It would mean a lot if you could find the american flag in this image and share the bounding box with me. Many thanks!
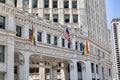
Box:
[64,28,71,44]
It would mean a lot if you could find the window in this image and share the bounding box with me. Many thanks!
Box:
[30,67,39,73]
[77,63,81,72]
[29,29,32,39]
[32,0,37,8]
[73,15,78,23]
[0,73,4,80]
[62,38,65,47]
[37,32,42,42]
[64,1,69,8]
[53,1,57,8]
[47,34,51,44]
[45,14,50,20]
[64,14,70,23]
[14,66,18,74]
[44,0,49,8]
[14,0,17,7]
[92,78,95,80]
[0,16,5,29]
[91,63,94,73]
[54,36,57,45]
[57,69,61,73]
[0,45,5,62]
[53,14,58,22]
[16,26,22,37]
[23,0,29,6]
[109,69,111,76]
[0,0,5,3]
[75,42,78,50]
[45,68,50,73]
[96,65,98,74]
[72,1,77,8]
[68,43,70,48]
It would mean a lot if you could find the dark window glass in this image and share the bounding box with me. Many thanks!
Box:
[45,14,50,20]
[77,63,81,72]
[72,1,77,8]
[92,78,95,80]
[16,26,22,37]
[0,16,5,29]
[37,32,42,42]
[57,69,61,72]
[64,1,69,8]
[73,15,78,23]
[54,36,57,45]
[62,38,65,47]
[44,0,49,8]
[91,63,94,73]
[96,65,98,74]
[0,45,5,62]
[53,1,57,8]
[32,0,37,8]
[68,43,70,48]
[53,14,58,22]
[64,14,69,23]
[30,67,39,73]
[75,42,78,50]
[14,66,18,74]
[45,68,50,73]
[29,29,32,39]
[0,73,4,80]
[109,69,111,76]
[23,0,29,6]
[0,0,5,3]
[14,0,17,7]
[47,34,51,44]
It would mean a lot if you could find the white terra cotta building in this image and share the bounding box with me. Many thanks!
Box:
[0,0,112,80]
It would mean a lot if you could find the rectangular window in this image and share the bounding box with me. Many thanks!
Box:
[0,45,5,62]
[32,0,37,8]
[91,63,94,73]
[30,67,39,73]
[96,65,98,74]
[64,14,70,23]
[109,69,111,76]
[47,34,51,44]
[45,14,50,20]
[73,15,78,23]
[0,0,5,3]
[37,32,42,42]
[0,73,4,80]
[16,26,22,37]
[53,14,58,22]
[62,38,65,47]
[23,0,29,6]
[0,16,5,29]
[44,0,49,8]
[29,29,32,39]
[64,1,69,8]
[53,1,57,8]
[14,66,18,74]
[54,36,57,45]
[75,42,78,50]
[68,43,70,48]
[72,1,77,8]
[92,78,95,80]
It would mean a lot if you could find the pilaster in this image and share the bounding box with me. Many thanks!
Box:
[50,67,57,80]
[38,0,44,17]
[70,59,78,80]
[29,0,32,13]
[58,36,62,47]
[71,36,75,50]
[23,21,29,39]
[51,34,54,45]
[39,67,45,80]
[42,30,47,43]
[49,0,53,21]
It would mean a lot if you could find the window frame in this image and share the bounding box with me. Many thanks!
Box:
[44,0,49,8]
[64,14,70,23]
[0,72,4,80]
[0,45,5,63]
[32,0,38,8]
[47,34,51,44]
[62,38,65,47]
[53,14,58,22]
[64,1,69,8]
[53,0,57,8]
[0,0,5,3]
[54,36,57,45]
[73,14,78,23]
[72,1,77,8]
[16,26,22,37]
[37,31,42,42]
[0,15,5,29]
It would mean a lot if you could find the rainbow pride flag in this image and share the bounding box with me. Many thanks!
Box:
[81,41,89,55]
[30,26,36,45]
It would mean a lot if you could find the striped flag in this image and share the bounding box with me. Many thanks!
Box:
[30,26,36,45]
[81,41,89,55]
[64,28,71,44]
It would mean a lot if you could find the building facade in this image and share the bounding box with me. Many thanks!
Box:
[111,18,120,80]
[0,0,112,80]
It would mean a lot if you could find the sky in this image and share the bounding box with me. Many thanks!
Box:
[106,0,120,26]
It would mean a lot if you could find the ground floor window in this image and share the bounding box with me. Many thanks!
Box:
[0,73,4,80]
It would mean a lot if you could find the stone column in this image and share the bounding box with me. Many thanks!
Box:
[70,59,78,80]
[6,43,14,80]
[42,30,47,43]
[82,61,92,80]
[61,68,66,80]
[58,36,62,47]
[51,34,54,45]
[39,67,45,80]
[65,39,68,48]
[23,21,29,39]
[50,67,57,80]
[23,52,30,80]
[17,0,23,10]
[71,36,75,50]
[6,0,14,6]
[99,63,103,80]
[69,0,73,25]
[38,0,44,17]
[34,25,38,43]
[49,0,53,21]
[29,0,32,13]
